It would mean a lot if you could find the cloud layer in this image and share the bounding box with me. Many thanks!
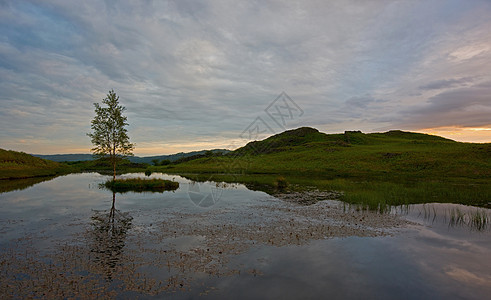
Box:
[1,0,490,155]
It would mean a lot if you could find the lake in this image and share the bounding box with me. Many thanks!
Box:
[1,173,490,299]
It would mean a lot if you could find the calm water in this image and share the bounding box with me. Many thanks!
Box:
[0,173,490,299]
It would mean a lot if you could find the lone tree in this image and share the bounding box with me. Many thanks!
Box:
[88,90,134,180]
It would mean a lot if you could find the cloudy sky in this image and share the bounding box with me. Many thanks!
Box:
[1,0,490,156]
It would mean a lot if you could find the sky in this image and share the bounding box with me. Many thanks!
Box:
[1,0,490,156]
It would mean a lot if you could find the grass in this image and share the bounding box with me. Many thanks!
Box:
[0,149,149,180]
[470,209,489,231]
[2,127,490,210]
[174,173,490,210]
[325,179,491,211]
[0,148,72,179]
[413,204,489,231]
[65,158,148,174]
[150,127,490,209]
[275,176,288,190]
[447,207,489,231]
[154,128,490,181]
[103,178,179,193]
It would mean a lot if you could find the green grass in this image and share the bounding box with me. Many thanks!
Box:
[326,179,490,212]
[154,129,490,180]
[65,158,148,174]
[0,149,148,180]
[275,176,288,190]
[0,148,72,179]
[152,127,491,209]
[174,173,490,209]
[103,178,179,193]
[2,127,490,209]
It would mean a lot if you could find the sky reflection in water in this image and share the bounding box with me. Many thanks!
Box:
[0,173,489,299]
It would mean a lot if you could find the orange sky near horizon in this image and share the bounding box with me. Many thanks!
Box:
[118,126,491,156]
[22,126,489,157]
[417,126,491,144]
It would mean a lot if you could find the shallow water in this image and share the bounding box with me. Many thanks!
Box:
[0,173,490,299]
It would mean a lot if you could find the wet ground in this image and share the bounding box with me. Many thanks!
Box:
[0,173,490,299]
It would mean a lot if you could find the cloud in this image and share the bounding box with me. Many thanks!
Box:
[345,95,388,109]
[1,0,491,155]
[419,77,474,90]
[395,83,491,129]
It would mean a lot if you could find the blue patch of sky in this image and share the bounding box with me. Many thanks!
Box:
[0,2,80,53]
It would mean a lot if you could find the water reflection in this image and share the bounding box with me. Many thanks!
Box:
[88,192,132,281]
[392,203,491,232]
[0,176,56,193]
[1,173,490,299]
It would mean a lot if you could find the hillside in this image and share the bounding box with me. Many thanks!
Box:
[157,127,491,180]
[153,127,490,208]
[0,149,71,179]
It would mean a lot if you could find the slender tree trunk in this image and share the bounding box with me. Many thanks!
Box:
[112,147,116,181]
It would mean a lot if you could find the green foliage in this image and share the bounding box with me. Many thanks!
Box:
[160,159,171,165]
[151,159,171,166]
[104,178,179,193]
[87,90,134,179]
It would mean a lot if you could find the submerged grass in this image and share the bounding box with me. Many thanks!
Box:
[328,180,491,212]
[104,178,179,193]
[172,173,490,211]
[470,209,489,231]
[447,207,489,231]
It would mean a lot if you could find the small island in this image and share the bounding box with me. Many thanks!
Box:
[104,178,179,193]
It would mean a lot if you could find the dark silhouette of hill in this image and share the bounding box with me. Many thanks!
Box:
[33,149,230,164]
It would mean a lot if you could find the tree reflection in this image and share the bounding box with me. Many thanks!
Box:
[89,192,132,281]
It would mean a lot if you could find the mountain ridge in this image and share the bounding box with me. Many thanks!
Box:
[33,149,230,164]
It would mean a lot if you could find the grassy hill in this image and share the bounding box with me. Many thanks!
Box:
[158,127,490,180]
[153,127,491,208]
[0,149,72,179]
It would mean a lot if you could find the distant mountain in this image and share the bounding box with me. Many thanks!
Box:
[33,149,230,164]
[32,154,94,162]
[128,149,230,164]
